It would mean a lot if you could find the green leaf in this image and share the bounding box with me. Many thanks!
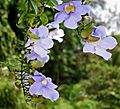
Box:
[29,0,38,14]
[30,60,44,68]
[40,13,48,25]
[47,0,58,7]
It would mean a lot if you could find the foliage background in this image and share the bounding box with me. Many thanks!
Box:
[0,0,120,109]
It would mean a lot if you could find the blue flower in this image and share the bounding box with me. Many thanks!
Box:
[54,1,91,29]
[26,51,49,63]
[83,26,117,60]
[25,25,54,61]
[29,71,59,102]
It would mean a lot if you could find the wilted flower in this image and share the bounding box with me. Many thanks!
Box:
[54,1,91,29]
[29,71,59,102]
[83,26,117,60]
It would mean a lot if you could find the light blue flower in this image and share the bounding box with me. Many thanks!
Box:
[26,51,49,63]
[83,26,117,60]
[25,25,54,59]
[29,71,59,102]
[54,1,91,29]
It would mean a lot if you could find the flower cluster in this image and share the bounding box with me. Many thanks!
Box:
[83,26,117,60]
[24,0,118,102]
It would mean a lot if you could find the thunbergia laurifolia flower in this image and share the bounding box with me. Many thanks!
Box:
[54,1,91,29]
[26,51,49,63]
[83,26,117,60]
[29,71,59,101]
[25,25,54,62]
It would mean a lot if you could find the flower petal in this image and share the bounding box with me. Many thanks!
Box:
[83,42,95,53]
[29,82,43,95]
[39,38,54,49]
[95,46,112,60]
[98,37,117,49]
[54,11,68,24]
[30,27,39,36]
[71,12,82,22]
[92,26,106,38]
[42,88,59,101]
[76,5,91,15]
[34,44,48,58]
[25,39,33,47]
[54,4,65,11]
[46,77,58,89]
[64,15,78,29]
[37,25,49,38]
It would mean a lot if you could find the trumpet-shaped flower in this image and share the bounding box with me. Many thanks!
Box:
[25,25,54,58]
[29,71,59,102]
[54,1,91,29]
[83,26,117,60]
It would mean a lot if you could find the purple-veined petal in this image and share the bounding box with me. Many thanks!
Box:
[54,11,68,24]
[37,25,49,38]
[92,26,106,38]
[98,37,117,49]
[83,42,95,53]
[42,88,59,101]
[29,82,43,95]
[64,15,78,29]
[95,46,112,60]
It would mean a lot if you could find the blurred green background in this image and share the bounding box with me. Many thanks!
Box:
[0,0,120,109]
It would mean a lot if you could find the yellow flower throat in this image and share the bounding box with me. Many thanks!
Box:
[42,78,47,85]
[65,4,75,14]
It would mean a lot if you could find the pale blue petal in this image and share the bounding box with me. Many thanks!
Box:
[98,37,117,49]
[42,88,59,101]
[54,11,68,24]
[72,1,82,7]
[40,38,54,49]
[34,44,48,58]
[71,12,82,22]
[37,25,49,38]
[31,71,45,83]
[30,27,39,36]
[92,26,106,38]
[46,77,58,89]
[83,42,95,53]
[64,15,78,29]
[76,5,91,15]
[95,46,112,60]
[54,4,65,11]
[29,82,43,95]
[25,39,33,47]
